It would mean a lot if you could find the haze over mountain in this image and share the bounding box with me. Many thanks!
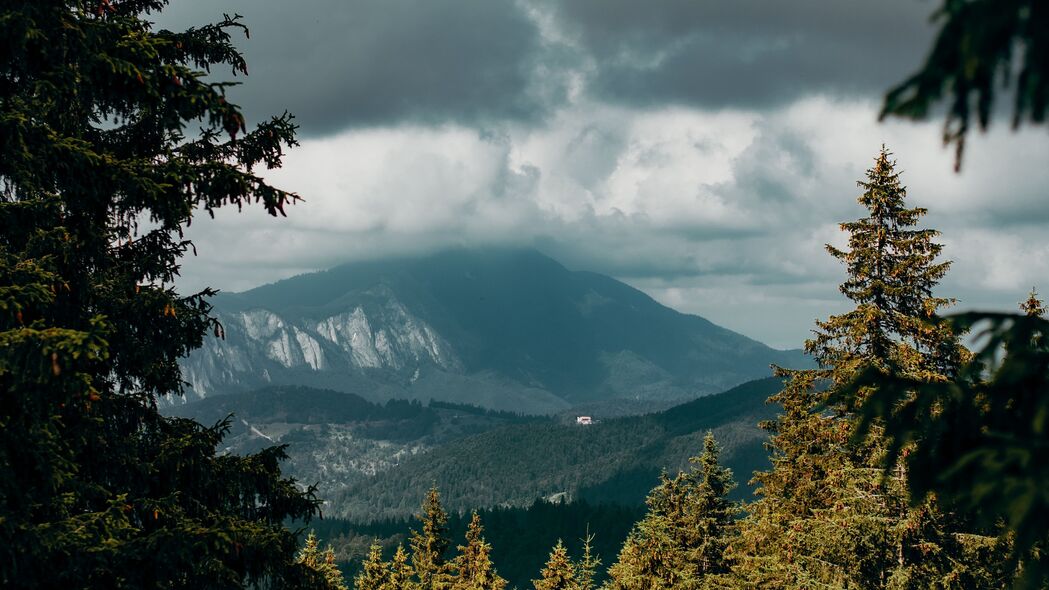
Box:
[180,249,806,413]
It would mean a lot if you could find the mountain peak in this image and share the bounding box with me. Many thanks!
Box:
[180,248,806,412]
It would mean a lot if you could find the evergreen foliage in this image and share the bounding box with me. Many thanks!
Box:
[575,529,600,590]
[300,531,350,590]
[865,0,1049,579]
[811,146,966,386]
[606,433,738,590]
[689,433,739,577]
[848,303,1049,587]
[353,542,388,590]
[0,1,322,587]
[729,148,1009,588]
[882,0,1049,169]
[533,541,579,590]
[311,499,641,590]
[388,545,417,590]
[411,487,454,590]
[451,513,507,590]
[607,476,691,590]
[1021,288,1046,318]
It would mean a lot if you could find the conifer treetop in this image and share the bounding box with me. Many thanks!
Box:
[809,145,963,386]
[411,487,453,590]
[452,512,507,590]
[532,540,578,590]
[354,541,388,590]
[1021,288,1046,317]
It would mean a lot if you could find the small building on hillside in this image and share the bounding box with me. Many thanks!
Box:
[575,416,593,425]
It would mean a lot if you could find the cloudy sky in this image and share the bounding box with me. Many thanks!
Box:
[160,0,1049,349]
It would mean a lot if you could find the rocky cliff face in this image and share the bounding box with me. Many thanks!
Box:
[181,289,461,400]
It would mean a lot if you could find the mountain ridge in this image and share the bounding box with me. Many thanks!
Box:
[166,377,786,521]
[179,248,807,413]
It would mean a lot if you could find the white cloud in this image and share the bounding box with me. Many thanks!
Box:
[178,97,1049,348]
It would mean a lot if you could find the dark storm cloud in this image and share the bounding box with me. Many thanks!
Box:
[157,0,562,135]
[161,0,1049,348]
[157,0,941,135]
[537,0,938,109]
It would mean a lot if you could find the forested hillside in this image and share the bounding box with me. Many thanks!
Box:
[166,386,543,491]
[164,378,782,516]
[332,378,783,520]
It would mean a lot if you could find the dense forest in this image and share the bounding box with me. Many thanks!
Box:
[2,1,1047,590]
[332,377,783,520]
[308,499,644,590]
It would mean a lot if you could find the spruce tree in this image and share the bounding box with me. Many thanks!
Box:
[810,145,965,387]
[575,529,600,590]
[0,2,321,588]
[729,147,1008,589]
[848,291,1048,587]
[411,487,454,590]
[689,433,739,577]
[299,531,350,590]
[607,434,738,590]
[451,512,507,590]
[325,547,350,590]
[299,531,324,570]
[728,368,861,588]
[810,146,992,587]
[881,0,1048,169]
[355,542,389,590]
[607,512,681,590]
[533,540,579,590]
[388,545,417,590]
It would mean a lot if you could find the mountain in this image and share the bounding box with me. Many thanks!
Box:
[179,248,806,413]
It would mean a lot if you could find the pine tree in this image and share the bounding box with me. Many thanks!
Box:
[355,542,389,590]
[881,0,1048,170]
[451,512,507,590]
[607,471,696,590]
[811,146,991,588]
[728,368,859,588]
[411,487,454,590]
[729,147,1008,588]
[533,540,579,590]
[0,2,321,588]
[299,531,325,570]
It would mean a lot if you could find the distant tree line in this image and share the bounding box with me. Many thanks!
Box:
[306,499,643,590]
[427,399,545,423]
